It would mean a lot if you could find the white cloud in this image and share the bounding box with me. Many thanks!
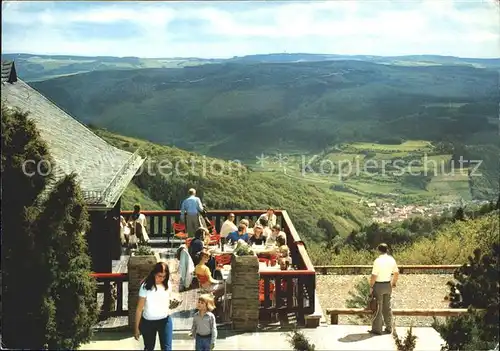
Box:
[1,0,499,58]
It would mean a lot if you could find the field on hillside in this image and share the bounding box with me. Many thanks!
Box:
[5,54,220,81]
[245,140,473,205]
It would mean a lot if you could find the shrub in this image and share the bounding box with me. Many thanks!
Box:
[345,277,372,324]
[35,174,98,349]
[286,330,315,351]
[434,244,499,351]
[393,326,417,351]
[135,244,154,256]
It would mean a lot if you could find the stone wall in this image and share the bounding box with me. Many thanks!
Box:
[127,253,160,328]
[230,254,260,331]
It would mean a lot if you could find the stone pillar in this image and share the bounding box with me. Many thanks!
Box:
[128,253,160,329]
[230,254,260,331]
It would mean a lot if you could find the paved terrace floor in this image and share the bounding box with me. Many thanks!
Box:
[98,249,198,331]
[80,325,445,350]
[88,250,446,350]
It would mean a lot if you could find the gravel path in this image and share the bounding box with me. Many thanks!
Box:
[317,274,454,327]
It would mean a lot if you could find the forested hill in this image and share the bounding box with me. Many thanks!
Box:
[30,59,498,160]
[96,128,370,242]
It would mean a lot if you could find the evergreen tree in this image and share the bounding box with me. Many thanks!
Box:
[435,244,499,350]
[1,107,55,347]
[1,108,98,349]
[36,174,98,349]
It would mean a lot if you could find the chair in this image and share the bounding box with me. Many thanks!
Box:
[215,254,231,268]
[258,254,279,267]
[209,234,221,246]
[172,222,188,247]
[173,222,186,232]
[196,273,210,288]
[258,279,275,303]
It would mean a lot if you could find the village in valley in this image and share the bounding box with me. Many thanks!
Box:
[364,200,491,223]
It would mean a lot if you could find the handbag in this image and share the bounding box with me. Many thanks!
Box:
[367,293,377,312]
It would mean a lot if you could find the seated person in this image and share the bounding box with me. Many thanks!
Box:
[276,235,291,269]
[220,213,238,239]
[189,227,208,265]
[239,219,252,234]
[266,224,287,246]
[120,215,130,245]
[258,218,273,238]
[249,224,267,245]
[195,251,224,298]
[226,224,249,245]
[189,227,217,277]
[257,208,277,228]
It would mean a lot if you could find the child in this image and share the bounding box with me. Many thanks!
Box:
[276,235,291,270]
[191,294,218,351]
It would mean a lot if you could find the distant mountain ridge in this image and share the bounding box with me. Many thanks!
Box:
[29,58,498,160]
[2,52,499,82]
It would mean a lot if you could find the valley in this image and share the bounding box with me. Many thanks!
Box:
[5,52,498,235]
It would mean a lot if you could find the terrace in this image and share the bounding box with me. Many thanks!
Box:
[93,209,322,331]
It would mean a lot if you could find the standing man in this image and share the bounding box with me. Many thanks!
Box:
[369,243,399,335]
[181,188,204,237]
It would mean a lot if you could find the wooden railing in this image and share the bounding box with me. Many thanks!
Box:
[121,209,317,325]
[121,210,281,240]
[326,307,473,325]
[315,265,462,275]
[91,272,128,319]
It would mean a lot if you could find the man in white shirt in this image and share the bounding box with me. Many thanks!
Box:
[369,243,399,335]
[219,213,237,238]
[257,208,277,228]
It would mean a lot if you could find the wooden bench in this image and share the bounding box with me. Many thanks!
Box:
[326,308,471,325]
[315,265,462,275]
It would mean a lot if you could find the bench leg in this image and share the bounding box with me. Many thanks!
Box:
[330,314,339,325]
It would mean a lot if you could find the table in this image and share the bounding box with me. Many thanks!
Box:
[208,244,276,256]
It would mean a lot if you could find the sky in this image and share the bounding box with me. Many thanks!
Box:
[2,0,499,59]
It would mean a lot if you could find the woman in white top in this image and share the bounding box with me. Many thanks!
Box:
[134,262,179,351]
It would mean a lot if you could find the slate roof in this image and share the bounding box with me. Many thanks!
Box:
[1,61,145,210]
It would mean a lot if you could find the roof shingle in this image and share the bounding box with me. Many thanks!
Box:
[2,61,144,209]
